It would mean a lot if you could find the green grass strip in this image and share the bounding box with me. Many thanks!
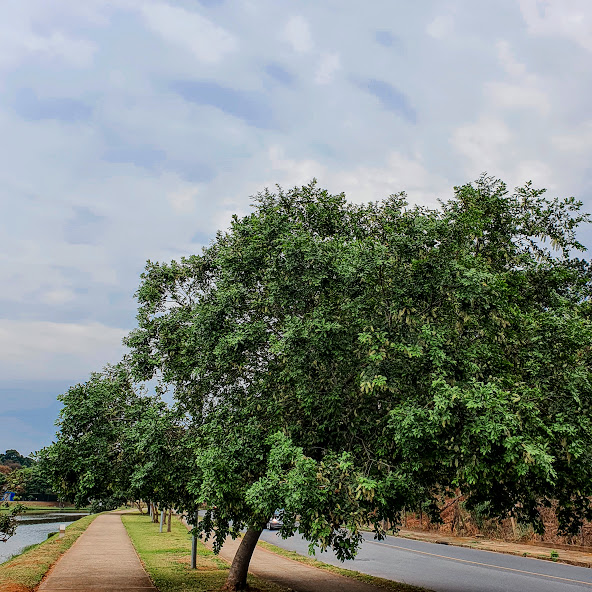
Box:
[0,513,99,591]
[122,513,286,592]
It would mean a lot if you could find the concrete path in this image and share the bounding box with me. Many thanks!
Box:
[39,512,156,592]
[183,514,390,591]
[178,523,387,592]
[214,535,397,592]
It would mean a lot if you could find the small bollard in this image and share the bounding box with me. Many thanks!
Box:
[59,524,66,538]
[191,535,197,569]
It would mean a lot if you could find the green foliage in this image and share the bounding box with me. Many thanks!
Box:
[0,450,34,468]
[38,364,146,507]
[89,497,120,514]
[125,175,592,566]
[38,363,197,516]
[126,399,196,514]
[0,503,26,542]
[4,465,54,500]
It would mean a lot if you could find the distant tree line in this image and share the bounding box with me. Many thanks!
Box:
[38,177,592,590]
[0,449,34,469]
[1,449,55,501]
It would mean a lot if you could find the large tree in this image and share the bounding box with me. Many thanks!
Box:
[126,177,592,590]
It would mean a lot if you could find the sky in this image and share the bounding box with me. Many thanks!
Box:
[1,0,592,455]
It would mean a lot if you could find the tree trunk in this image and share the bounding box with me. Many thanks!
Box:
[223,526,263,591]
[167,508,172,532]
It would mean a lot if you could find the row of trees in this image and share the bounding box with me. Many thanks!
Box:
[1,450,55,543]
[39,177,592,590]
[0,449,34,469]
[1,449,55,502]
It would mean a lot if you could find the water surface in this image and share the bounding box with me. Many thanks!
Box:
[0,513,88,564]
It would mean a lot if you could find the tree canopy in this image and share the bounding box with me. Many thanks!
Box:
[38,363,196,519]
[0,450,34,469]
[121,176,592,589]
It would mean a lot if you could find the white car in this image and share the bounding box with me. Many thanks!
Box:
[266,510,283,530]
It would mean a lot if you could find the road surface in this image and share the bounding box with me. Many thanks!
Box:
[260,529,592,592]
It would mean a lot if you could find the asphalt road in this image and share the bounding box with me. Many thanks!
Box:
[259,529,592,592]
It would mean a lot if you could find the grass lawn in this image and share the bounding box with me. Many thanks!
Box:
[122,513,286,592]
[0,513,99,591]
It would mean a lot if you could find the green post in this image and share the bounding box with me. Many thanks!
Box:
[191,511,198,569]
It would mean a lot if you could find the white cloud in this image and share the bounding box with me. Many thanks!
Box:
[451,120,556,191]
[496,40,527,78]
[335,152,450,208]
[512,159,555,190]
[451,118,512,175]
[268,145,327,188]
[553,121,592,151]
[41,289,77,305]
[141,2,237,63]
[485,81,550,115]
[0,320,127,380]
[314,52,341,84]
[519,0,592,52]
[283,16,313,53]
[267,147,449,208]
[426,14,454,39]
[167,185,198,214]
[0,22,96,69]
[487,40,550,115]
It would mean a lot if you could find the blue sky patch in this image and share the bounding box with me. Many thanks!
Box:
[362,79,417,123]
[265,63,295,86]
[63,206,106,245]
[375,30,397,47]
[14,88,92,123]
[171,79,275,129]
[103,145,167,169]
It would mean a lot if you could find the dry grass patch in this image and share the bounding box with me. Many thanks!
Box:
[0,513,99,591]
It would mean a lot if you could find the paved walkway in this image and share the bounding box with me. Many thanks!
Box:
[39,512,156,592]
[213,535,395,592]
[179,515,389,592]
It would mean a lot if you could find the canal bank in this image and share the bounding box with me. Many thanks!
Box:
[1,513,88,564]
[0,513,98,591]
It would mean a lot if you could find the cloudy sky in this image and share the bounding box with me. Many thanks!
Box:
[2,0,592,455]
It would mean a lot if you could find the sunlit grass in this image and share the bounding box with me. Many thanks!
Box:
[122,513,286,592]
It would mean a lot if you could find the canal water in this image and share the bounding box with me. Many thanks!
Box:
[0,513,88,565]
